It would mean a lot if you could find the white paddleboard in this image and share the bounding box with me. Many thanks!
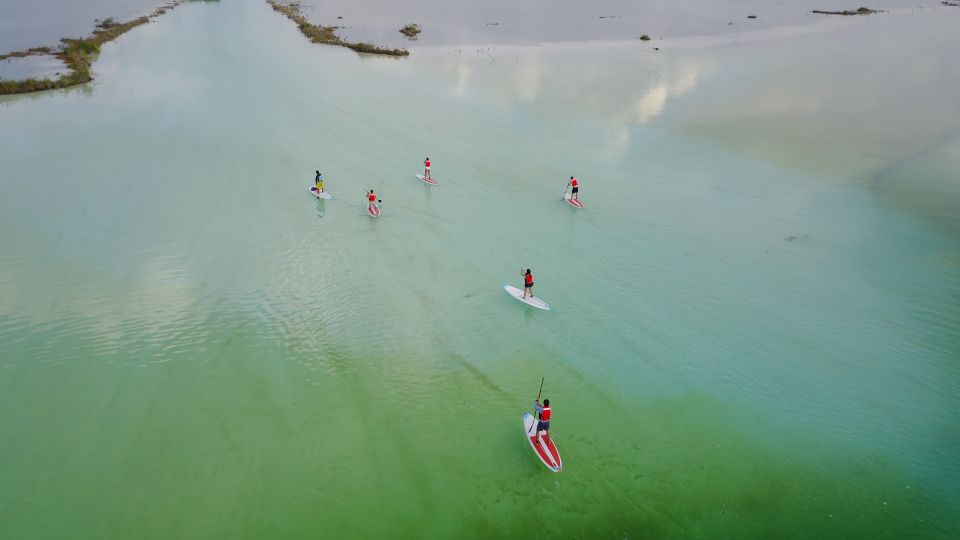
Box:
[415,173,438,185]
[523,412,562,472]
[503,285,550,310]
[309,186,332,200]
[563,193,583,208]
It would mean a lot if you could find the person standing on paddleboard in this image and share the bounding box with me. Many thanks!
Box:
[367,189,378,211]
[534,398,551,441]
[521,268,534,298]
[315,170,324,193]
[567,176,579,201]
[423,157,431,180]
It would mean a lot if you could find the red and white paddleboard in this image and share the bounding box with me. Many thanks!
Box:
[564,193,583,208]
[415,173,438,185]
[367,204,381,217]
[523,412,562,472]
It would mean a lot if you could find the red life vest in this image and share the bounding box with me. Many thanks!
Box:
[525,273,533,285]
[368,193,376,202]
[571,178,578,188]
[540,406,551,421]
[425,160,431,167]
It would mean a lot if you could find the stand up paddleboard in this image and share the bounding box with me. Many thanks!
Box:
[415,173,438,185]
[309,186,332,200]
[563,193,583,208]
[503,285,551,310]
[367,204,381,217]
[523,413,562,472]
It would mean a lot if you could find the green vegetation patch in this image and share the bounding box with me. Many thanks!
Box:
[73,40,101,55]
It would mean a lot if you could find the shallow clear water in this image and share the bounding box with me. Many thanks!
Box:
[0,1,958,538]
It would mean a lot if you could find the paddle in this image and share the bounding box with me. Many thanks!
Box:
[528,377,544,434]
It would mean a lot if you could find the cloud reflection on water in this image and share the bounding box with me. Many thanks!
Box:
[435,46,704,162]
[439,46,703,125]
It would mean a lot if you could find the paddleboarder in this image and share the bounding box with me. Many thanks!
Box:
[314,170,324,194]
[367,189,378,212]
[534,398,551,442]
[521,268,534,298]
[566,176,579,201]
[423,157,431,180]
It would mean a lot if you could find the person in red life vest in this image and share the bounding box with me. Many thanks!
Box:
[520,268,534,298]
[367,189,378,212]
[567,176,579,201]
[423,157,431,180]
[534,398,552,443]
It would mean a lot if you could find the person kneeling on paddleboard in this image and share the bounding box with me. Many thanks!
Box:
[315,171,324,193]
[521,268,534,298]
[534,398,551,442]
[567,176,579,201]
[423,157,431,180]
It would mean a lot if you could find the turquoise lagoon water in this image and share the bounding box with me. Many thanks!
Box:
[0,1,958,538]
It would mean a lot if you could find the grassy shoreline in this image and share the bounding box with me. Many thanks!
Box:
[266,1,409,57]
[0,2,183,96]
[811,6,881,16]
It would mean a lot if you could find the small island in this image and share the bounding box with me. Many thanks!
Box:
[811,6,880,15]
[267,1,409,57]
[400,24,421,38]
